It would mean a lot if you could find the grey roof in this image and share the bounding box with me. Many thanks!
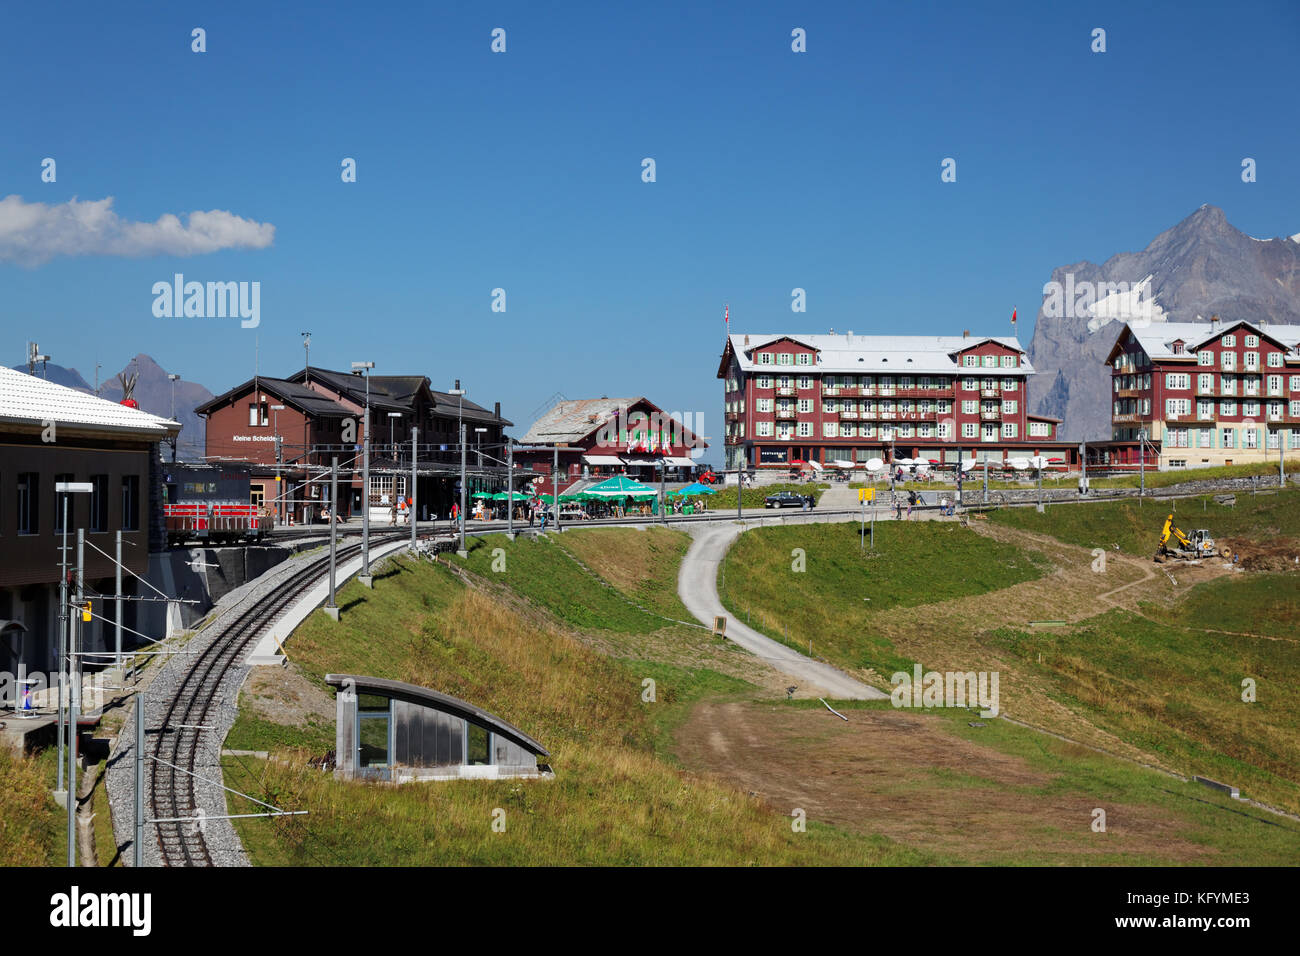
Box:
[324,674,549,756]
[1122,319,1300,361]
[0,365,180,437]
[429,389,512,426]
[725,333,1033,376]
[521,397,645,444]
[195,376,351,417]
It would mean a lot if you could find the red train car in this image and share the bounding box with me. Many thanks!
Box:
[164,463,274,546]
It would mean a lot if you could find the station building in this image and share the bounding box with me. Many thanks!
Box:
[1106,317,1300,468]
[0,367,179,687]
[197,367,514,523]
[718,332,1074,472]
[515,397,706,492]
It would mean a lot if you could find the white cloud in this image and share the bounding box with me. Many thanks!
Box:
[0,195,275,266]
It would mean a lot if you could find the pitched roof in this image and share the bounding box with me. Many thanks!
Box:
[1119,319,1300,361]
[520,397,644,444]
[0,366,179,437]
[195,377,351,417]
[721,333,1033,376]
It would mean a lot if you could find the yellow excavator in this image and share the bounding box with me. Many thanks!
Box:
[1154,514,1217,563]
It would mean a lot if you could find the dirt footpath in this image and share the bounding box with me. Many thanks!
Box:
[674,700,1216,864]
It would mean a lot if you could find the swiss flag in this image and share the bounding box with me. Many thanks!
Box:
[1011,308,1017,325]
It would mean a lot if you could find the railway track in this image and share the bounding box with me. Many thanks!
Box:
[146,532,405,867]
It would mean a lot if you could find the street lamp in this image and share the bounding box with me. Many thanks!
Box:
[450,380,467,554]
[167,373,181,461]
[54,480,91,865]
[387,411,402,452]
[270,404,286,523]
[352,361,375,582]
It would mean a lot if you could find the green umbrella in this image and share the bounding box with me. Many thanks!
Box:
[472,491,491,499]
[583,475,658,497]
[491,491,530,501]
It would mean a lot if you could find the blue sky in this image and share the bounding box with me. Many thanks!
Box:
[3,0,1297,461]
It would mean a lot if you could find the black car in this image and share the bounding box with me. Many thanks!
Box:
[764,491,814,509]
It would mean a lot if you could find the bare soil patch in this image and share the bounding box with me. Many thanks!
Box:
[674,701,1216,864]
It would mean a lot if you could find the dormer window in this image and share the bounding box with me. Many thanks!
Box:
[1171,340,1185,355]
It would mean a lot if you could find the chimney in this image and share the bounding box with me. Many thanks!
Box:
[1210,314,1220,329]
[963,329,970,338]
[494,401,501,420]
[829,328,835,335]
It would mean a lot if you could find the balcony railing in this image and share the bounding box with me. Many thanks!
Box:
[774,408,797,419]
[822,387,840,396]
[980,411,1000,420]
[981,389,999,398]
[839,411,859,420]
[776,387,795,396]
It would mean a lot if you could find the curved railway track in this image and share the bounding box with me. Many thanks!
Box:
[147,533,404,866]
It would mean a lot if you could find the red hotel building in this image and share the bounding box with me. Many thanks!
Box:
[1106,317,1300,467]
[718,332,1074,471]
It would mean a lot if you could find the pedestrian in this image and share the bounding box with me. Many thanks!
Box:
[389,500,397,527]
[907,489,916,519]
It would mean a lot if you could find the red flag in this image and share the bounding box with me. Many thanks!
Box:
[1011,308,1017,325]
[724,304,729,326]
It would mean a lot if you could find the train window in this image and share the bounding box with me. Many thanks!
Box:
[17,473,38,535]
[90,475,109,532]
[121,476,140,531]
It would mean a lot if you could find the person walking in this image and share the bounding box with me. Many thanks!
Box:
[906,489,916,519]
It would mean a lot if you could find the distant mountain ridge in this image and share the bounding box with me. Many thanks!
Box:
[10,353,212,457]
[1026,204,1300,440]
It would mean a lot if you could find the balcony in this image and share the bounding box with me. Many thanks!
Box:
[774,408,797,419]
[839,411,859,420]
[892,387,954,399]
[776,387,795,397]
[821,387,840,396]
[1112,413,1143,423]
[981,389,999,398]
[980,412,1000,421]
[1115,388,1140,399]
[877,412,896,420]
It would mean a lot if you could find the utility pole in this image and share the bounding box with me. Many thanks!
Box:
[450,381,467,554]
[68,529,84,866]
[1280,432,1285,487]
[53,481,91,798]
[302,332,311,384]
[506,441,514,538]
[459,421,468,554]
[1138,428,1146,500]
[660,457,667,526]
[352,362,374,584]
[133,693,144,867]
[57,499,68,794]
[983,457,989,504]
[324,456,339,620]
[553,445,562,533]
[115,531,123,671]
[1079,441,1088,496]
[410,427,418,552]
